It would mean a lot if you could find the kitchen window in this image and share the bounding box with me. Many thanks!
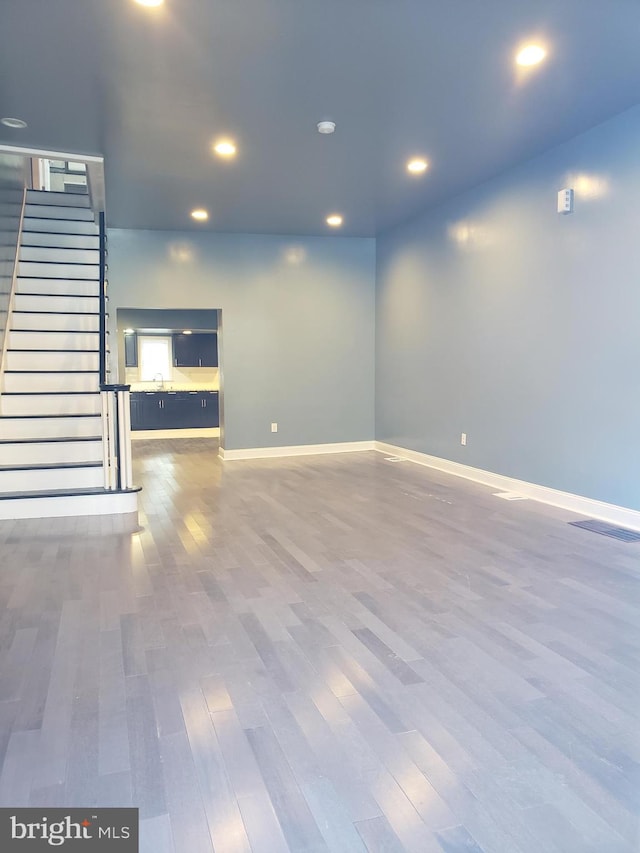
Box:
[138,335,172,382]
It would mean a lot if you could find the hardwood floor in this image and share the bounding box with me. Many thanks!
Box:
[0,438,638,852]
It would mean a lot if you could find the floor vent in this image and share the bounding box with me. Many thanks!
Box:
[568,519,640,542]
[493,491,528,501]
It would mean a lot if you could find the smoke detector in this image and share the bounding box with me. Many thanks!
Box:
[317,121,336,135]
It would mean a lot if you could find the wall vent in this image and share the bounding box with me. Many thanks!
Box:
[568,519,640,542]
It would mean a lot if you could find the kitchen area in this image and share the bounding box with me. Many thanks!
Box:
[117,308,220,437]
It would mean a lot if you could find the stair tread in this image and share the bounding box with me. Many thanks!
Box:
[23,210,93,215]
[18,274,100,282]
[8,349,100,354]
[0,413,101,419]
[27,190,90,203]
[25,211,95,224]
[16,293,99,298]
[20,259,99,263]
[20,230,100,236]
[0,461,103,472]
[4,369,99,374]
[0,486,140,502]
[16,288,99,292]
[20,236,100,240]
[0,436,101,445]
[0,390,99,396]
[21,225,98,231]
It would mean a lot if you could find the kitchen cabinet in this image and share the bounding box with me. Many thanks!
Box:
[173,333,217,368]
[133,393,166,430]
[129,392,142,429]
[124,333,138,367]
[199,391,219,426]
[130,391,219,430]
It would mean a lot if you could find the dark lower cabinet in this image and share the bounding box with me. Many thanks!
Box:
[129,393,142,428]
[200,391,219,426]
[130,391,219,430]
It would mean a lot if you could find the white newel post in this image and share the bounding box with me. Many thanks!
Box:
[101,385,132,490]
[117,388,133,490]
[102,388,117,489]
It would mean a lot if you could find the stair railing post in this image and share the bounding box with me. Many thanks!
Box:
[101,388,119,490]
[98,211,107,386]
[117,388,133,490]
[100,384,131,491]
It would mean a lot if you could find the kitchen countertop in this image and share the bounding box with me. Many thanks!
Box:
[129,385,219,393]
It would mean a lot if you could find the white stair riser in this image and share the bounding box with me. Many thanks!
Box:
[0,394,100,416]
[20,246,100,265]
[21,232,99,250]
[0,466,103,492]
[0,440,103,466]
[19,262,99,280]
[14,295,99,314]
[16,278,100,296]
[11,312,99,332]
[21,218,98,235]
[9,330,99,350]
[0,416,101,440]
[24,204,94,221]
[0,491,138,521]
[26,191,90,208]
[4,350,99,371]
[2,373,98,393]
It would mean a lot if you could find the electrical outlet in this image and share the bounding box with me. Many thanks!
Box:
[461,433,467,446]
[271,422,278,433]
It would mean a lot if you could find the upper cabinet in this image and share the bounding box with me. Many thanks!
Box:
[124,333,138,367]
[173,332,218,368]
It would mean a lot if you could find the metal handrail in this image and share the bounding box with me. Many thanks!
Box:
[98,210,107,386]
[0,183,27,397]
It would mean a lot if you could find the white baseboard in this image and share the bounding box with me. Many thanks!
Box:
[0,490,139,520]
[132,428,220,440]
[220,440,375,461]
[375,442,640,532]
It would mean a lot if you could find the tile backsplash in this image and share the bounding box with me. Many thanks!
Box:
[126,365,219,391]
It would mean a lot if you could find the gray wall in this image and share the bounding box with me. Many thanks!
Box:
[108,230,375,450]
[376,104,640,511]
[0,153,25,360]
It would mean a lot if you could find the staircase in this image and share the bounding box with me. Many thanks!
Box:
[0,189,138,519]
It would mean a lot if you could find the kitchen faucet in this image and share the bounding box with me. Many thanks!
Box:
[153,373,165,390]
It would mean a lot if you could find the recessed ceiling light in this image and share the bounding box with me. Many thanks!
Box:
[134,0,164,7]
[317,121,336,135]
[407,158,429,175]
[326,214,343,227]
[191,208,209,221]
[516,44,546,66]
[213,139,237,158]
[182,330,192,335]
[1,117,28,129]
